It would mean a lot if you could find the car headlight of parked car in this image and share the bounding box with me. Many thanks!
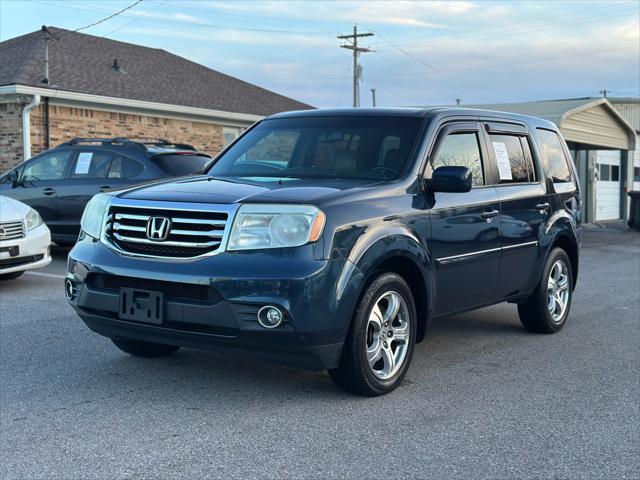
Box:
[80,193,111,239]
[227,204,325,251]
[25,208,44,231]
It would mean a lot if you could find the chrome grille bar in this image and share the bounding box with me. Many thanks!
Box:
[112,232,220,248]
[103,199,237,259]
[0,221,25,240]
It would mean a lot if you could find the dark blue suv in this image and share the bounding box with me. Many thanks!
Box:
[65,108,581,396]
[0,138,211,244]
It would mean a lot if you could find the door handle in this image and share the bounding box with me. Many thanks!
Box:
[536,202,550,212]
[42,187,56,196]
[99,185,112,192]
[481,209,499,221]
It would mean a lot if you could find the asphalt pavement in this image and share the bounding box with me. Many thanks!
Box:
[1,229,638,479]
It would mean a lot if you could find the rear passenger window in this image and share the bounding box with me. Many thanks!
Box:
[432,132,484,187]
[489,134,536,183]
[71,151,113,179]
[108,155,143,178]
[535,129,572,183]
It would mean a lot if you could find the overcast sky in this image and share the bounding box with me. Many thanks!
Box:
[1,0,638,108]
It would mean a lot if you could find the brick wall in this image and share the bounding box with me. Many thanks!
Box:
[0,102,24,172]
[29,104,225,162]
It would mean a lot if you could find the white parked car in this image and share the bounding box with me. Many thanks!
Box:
[0,195,52,280]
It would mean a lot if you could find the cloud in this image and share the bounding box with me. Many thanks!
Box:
[126,26,335,48]
[193,0,464,27]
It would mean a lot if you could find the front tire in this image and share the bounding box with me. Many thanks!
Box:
[329,272,417,396]
[518,248,574,333]
[111,338,180,358]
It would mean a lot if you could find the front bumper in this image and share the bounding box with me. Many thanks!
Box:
[0,224,51,275]
[66,237,363,370]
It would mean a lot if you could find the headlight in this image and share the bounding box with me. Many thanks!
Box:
[25,208,43,230]
[80,193,111,239]
[227,204,325,251]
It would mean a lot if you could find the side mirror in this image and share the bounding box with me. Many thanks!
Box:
[428,166,472,193]
[6,170,20,186]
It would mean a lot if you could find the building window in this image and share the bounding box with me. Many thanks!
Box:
[223,126,244,147]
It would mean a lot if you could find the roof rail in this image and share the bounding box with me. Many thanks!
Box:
[112,137,197,151]
[57,137,197,151]
[58,137,112,146]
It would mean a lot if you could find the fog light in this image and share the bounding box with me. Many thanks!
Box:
[257,305,284,329]
[65,279,75,300]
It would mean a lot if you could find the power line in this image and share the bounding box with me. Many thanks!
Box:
[101,0,168,38]
[30,0,327,36]
[380,5,636,51]
[376,33,509,102]
[338,25,374,108]
[57,0,144,37]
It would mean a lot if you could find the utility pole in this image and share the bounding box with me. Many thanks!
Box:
[455,98,461,106]
[338,26,374,107]
[600,89,610,98]
[371,88,377,107]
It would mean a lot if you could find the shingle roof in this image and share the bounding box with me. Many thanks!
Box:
[0,27,312,116]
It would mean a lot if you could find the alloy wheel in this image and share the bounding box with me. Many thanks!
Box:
[547,259,570,323]
[365,291,410,380]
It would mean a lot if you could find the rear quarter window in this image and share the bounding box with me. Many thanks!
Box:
[535,129,572,183]
[151,154,210,176]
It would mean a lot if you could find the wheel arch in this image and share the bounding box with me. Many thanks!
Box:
[345,234,432,343]
[549,234,579,288]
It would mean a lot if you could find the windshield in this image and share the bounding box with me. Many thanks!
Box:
[151,154,210,176]
[206,116,423,181]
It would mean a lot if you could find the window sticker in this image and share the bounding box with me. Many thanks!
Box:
[492,141,512,180]
[74,152,93,174]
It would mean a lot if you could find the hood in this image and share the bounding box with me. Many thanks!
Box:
[0,195,30,222]
[116,175,379,205]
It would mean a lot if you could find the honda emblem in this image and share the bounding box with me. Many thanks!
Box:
[146,217,171,241]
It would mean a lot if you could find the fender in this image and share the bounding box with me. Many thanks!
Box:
[536,209,581,287]
[333,221,433,341]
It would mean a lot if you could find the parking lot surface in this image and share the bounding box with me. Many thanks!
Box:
[1,229,638,479]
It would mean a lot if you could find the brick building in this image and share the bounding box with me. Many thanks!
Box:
[0,27,311,171]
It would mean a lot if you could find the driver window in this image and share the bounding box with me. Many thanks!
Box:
[21,151,73,181]
[432,132,484,187]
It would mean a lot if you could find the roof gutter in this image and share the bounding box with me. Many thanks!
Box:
[1,85,263,127]
[22,94,41,161]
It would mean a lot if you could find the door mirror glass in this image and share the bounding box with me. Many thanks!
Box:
[429,166,472,193]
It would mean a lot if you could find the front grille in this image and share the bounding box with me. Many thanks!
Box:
[0,221,25,241]
[87,273,223,304]
[105,205,229,258]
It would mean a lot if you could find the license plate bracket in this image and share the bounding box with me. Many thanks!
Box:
[119,288,163,324]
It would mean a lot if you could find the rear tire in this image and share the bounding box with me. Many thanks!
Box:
[329,272,417,396]
[111,338,180,358]
[0,270,25,281]
[518,248,573,333]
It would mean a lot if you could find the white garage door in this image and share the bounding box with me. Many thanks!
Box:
[595,150,621,221]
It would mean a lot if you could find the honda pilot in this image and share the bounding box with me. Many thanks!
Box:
[66,108,581,396]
